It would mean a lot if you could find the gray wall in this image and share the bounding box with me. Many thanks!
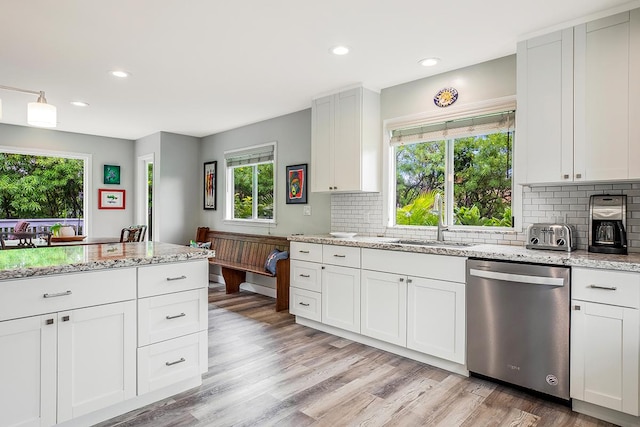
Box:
[134,132,200,244]
[200,109,331,237]
[0,123,134,237]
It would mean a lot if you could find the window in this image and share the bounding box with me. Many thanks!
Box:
[391,110,514,228]
[0,148,88,233]
[225,143,275,222]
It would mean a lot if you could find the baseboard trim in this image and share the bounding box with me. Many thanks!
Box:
[295,316,469,377]
[239,282,276,298]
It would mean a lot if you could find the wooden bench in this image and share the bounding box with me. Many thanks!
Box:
[196,227,290,311]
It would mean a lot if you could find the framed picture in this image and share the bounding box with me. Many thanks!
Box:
[286,163,307,204]
[98,189,126,209]
[103,165,121,185]
[204,161,217,210]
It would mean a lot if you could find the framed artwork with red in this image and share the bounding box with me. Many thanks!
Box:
[98,189,126,209]
[286,164,307,204]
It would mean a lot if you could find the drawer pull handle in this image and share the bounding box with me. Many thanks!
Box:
[589,285,617,291]
[166,275,187,281]
[299,302,310,307]
[299,274,311,278]
[46,319,54,325]
[299,250,310,254]
[165,357,186,366]
[333,254,346,258]
[43,290,72,298]
[166,313,186,320]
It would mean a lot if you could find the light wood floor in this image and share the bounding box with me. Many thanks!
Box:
[98,284,616,427]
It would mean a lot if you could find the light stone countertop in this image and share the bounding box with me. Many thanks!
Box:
[0,242,214,280]
[289,234,640,273]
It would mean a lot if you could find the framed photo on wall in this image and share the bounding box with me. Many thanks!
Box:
[286,163,307,204]
[204,161,217,210]
[98,189,126,209]
[103,165,121,184]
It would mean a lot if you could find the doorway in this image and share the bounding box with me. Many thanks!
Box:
[137,154,154,241]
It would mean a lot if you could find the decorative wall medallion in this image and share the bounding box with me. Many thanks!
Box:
[433,87,458,108]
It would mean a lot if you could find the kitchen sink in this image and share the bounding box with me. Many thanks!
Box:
[395,239,477,248]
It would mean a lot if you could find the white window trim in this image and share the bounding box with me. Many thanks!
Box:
[0,145,92,235]
[382,96,522,232]
[224,141,277,225]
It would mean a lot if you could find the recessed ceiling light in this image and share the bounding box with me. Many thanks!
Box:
[110,70,130,78]
[419,57,440,67]
[70,101,89,107]
[331,45,350,55]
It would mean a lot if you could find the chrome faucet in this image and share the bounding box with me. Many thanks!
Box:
[433,193,448,242]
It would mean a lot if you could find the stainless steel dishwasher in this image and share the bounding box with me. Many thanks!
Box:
[466,259,570,401]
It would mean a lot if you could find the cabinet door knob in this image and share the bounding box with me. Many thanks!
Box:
[321,266,325,270]
[575,173,582,179]
[329,186,333,190]
[399,277,404,282]
[62,315,70,322]
[573,305,581,310]
[407,279,412,284]
[563,174,570,179]
[46,319,54,325]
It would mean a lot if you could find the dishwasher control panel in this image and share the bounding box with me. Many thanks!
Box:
[526,223,576,251]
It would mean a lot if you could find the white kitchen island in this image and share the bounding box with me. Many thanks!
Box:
[0,242,212,427]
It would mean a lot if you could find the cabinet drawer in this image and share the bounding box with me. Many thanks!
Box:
[322,245,361,268]
[138,288,207,346]
[138,260,208,298]
[362,248,465,283]
[291,260,322,292]
[572,267,640,308]
[0,268,136,322]
[290,288,321,322]
[137,331,207,395]
[290,242,323,262]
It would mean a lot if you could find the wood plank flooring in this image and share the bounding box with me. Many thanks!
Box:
[98,284,616,427]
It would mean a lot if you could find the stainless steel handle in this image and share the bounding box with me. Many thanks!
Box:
[166,313,186,320]
[469,268,565,287]
[166,275,187,281]
[563,174,570,179]
[333,254,346,258]
[588,285,617,291]
[399,278,405,282]
[573,305,581,310]
[407,278,413,284]
[299,274,310,278]
[43,290,72,298]
[299,250,310,254]
[165,357,186,366]
[575,173,582,179]
[299,302,310,307]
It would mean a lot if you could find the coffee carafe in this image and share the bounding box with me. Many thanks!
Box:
[588,195,628,255]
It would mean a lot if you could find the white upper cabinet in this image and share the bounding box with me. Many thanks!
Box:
[517,8,640,184]
[311,87,381,193]
[516,28,574,184]
[575,10,640,181]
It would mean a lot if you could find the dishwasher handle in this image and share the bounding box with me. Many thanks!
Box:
[469,268,565,287]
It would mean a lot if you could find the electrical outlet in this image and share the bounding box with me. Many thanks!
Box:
[303,205,311,216]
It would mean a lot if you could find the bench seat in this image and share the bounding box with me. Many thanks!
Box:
[196,227,290,311]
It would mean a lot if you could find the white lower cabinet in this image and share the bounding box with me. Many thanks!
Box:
[57,301,137,422]
[322,265,361,333]
[360,270,407,347]
[407,277,466,364]
[0,315,57,427]
[570,267,640,416]
[290,287,322,322]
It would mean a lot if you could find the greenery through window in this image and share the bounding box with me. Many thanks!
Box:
[226,143,275,222]
[0,153,84,220]
[394,111,513,228]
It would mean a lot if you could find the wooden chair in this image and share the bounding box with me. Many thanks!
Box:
[120,225,147,242]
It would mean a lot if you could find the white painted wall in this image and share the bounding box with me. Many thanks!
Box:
[200,109,331,236]
[0,123,134,237]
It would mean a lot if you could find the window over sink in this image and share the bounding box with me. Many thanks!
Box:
[390,108,514,229]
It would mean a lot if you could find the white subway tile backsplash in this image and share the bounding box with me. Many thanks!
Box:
[330,182,640,252]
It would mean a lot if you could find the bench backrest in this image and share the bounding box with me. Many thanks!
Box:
[196,227,289,268]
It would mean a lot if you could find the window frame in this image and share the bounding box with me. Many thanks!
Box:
[224,142,277,225]
[0,145,91,234]
[384,97,521,232]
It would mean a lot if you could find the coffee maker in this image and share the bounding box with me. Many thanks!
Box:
[588,194,628,254]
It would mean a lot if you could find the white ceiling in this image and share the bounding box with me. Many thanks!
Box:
[0,0,636,140]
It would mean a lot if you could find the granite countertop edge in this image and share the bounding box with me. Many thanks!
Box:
[288,235,640,273]
[0,242,215,281]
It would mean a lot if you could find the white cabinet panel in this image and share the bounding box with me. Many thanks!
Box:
[361,248,465,283]
[290,260,322,293]
[322,245,361,268]
[571,300,639,415]
[138,260,208,298]
[572,267,640,308]
[0,315,56,427]
[322,265,361,333]
[407,277,466,364]
[361,270,407,347]
[138,288,207,346]
[57,301,136,422]
[289,287,322,322]
[311,94,334,193]
[290,242,323,263]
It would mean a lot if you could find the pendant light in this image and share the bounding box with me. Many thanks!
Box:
[0,85,57,128]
